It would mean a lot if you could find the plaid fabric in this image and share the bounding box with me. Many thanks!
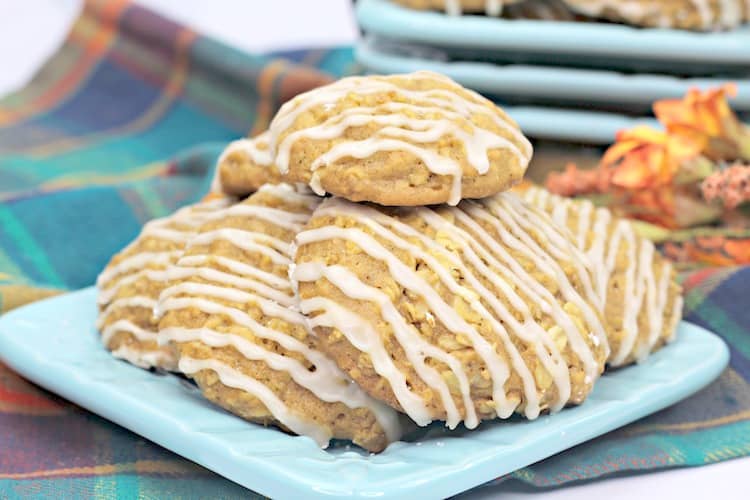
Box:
[1,1,749,497]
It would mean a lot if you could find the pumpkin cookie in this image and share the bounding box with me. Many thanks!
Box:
[562,0,749,31]
[292,194,609,429]
[520,186,683,366]
[269,71,532,206]
[156,184,401,452]
[210,131,282,197]
[96,197,234,370]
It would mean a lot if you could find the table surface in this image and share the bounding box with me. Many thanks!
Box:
[1,1,747,499]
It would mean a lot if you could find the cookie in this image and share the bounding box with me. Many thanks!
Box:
[562,0,749,31]
[519,185,683,366]
[269,71,533,206]
[96,197,234,370]
[392,0,525,15]
[210,131,282,197]
[292,194,609,429]
[156,184,402,452]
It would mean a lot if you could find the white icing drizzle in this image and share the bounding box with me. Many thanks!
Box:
[161,326,399,443]
[522,186,682,366]
[218,131,273,167]
[566,0,744,30]
[96,198,234,369]
[299,294,433,426]
[177,254,290,290]
[97,251,181,289]
[296,262,466,428]
[101,319,157,344]
[179,356,333,447]
[442,0,508,16]
[200,204,310,232]
[718,0,743,27]
[156,186,402,447]
[314,200,574,418]
[211,131,275,193]
[294,194,607,427]
[270,71,532,205]
[691,0,714,28]
[112,345,172,370]
[187,228,292,265]
[97,296,156,326]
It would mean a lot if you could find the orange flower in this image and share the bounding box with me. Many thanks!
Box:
[600,126,702,189]
[545,162,612,196]
[617,187,678,228]
[663,236,750,266]
[653,84,750,161]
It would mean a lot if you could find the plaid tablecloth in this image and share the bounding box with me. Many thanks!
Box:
[1,1,749,497]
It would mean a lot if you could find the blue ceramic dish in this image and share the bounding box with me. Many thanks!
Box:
[356,0,750,75]
[0,288,729,499]
[356,37,750,113]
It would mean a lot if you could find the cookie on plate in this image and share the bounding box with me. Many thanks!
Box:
[269,71,533,206]
[519,185,683,366]
[392,0,525,16]
[562,0,749,31]
[96,197,234,370]
[292,194,609,430]
[156,184,402,452]
[210,131,282,197]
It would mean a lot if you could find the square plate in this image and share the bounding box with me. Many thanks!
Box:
[0,288,729,499]
[356,0,750,75]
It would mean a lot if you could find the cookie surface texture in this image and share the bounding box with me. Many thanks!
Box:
[520,186,684,367]
[211,131,282,197]
[157,184,401,452]
[293,194,609,430]
[269,71,532,206]
[96,198,234,370]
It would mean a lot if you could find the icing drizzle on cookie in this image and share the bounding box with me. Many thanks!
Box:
[443,0,507,16]
[211,131,274,193]
[565,0,745,30]
[270,71,532,205]
[155,184,402,448]
[521,186,683,366]
[95,198,233,369]
[293,194,609,429]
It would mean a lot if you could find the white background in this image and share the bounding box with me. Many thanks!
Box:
[0,1,747,498]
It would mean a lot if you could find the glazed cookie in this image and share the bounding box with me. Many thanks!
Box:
[562,0,749,31]
[210,131,282,197]
[392,0,525,15]
[156,184,401,452]
[269,71,533,206]
[96,198,234,370]
[520,186,683,366]
[292,194,609,429]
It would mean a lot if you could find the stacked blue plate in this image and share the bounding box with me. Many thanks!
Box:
[355,0,750,144]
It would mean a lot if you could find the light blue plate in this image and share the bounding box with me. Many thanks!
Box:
[357,37,750,113]
[356,0,750,75]
[0,288,729,499]
[487,106,658,144]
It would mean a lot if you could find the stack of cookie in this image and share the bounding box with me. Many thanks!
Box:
[96,71,682,452]
[393,0,750,31]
